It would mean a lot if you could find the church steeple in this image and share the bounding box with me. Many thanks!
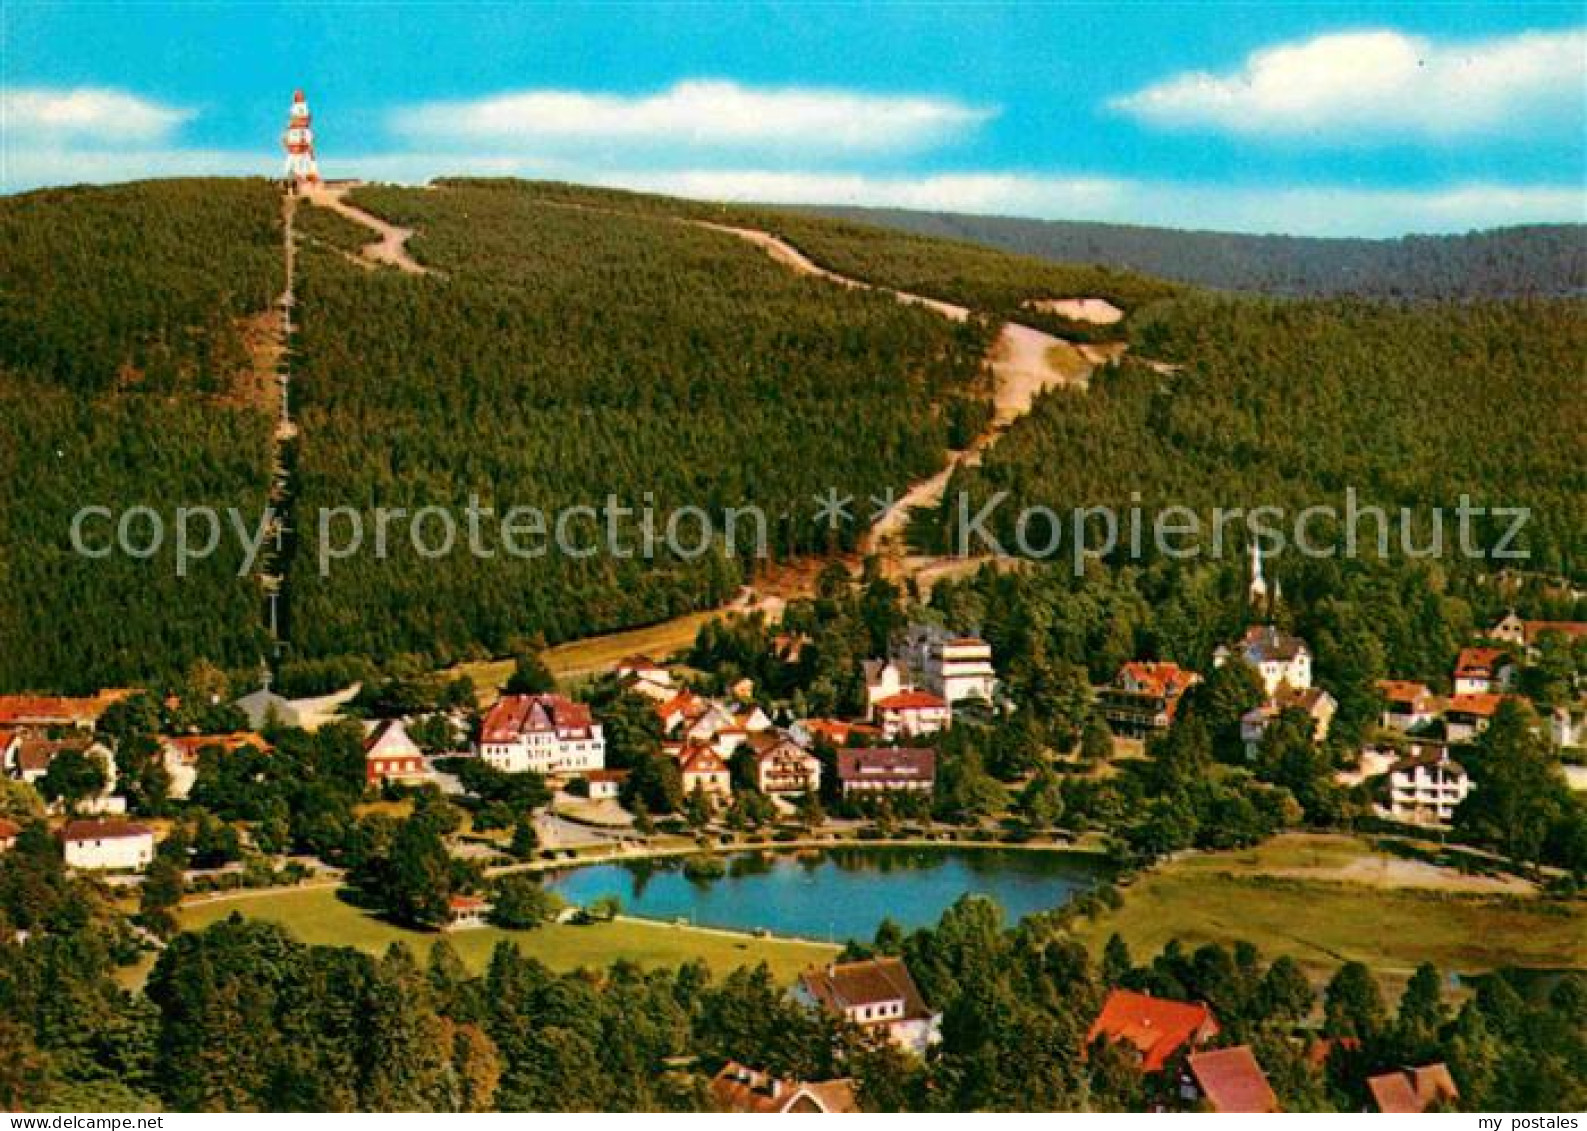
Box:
[1248,540,1268,608]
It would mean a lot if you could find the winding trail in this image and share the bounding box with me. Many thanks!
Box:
[305,182,431,275]
[692,219,1106,583]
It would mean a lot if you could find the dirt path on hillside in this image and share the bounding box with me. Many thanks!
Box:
[691,219,1105,580]
[305,183,431,275]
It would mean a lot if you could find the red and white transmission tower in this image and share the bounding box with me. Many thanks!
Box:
[282,89,320,190]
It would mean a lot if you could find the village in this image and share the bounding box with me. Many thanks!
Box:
[2,544,1583,1113]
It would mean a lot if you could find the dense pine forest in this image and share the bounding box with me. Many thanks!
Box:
[0,180,280,692]
[284,180,988,676]
[2,177,1582,693]
[931,295,1586,575]
[803,207,1587,300]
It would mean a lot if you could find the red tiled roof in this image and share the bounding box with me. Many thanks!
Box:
[799,958,933,1021]
[59,819,151,842]
[448,894,487,911]
[1455,647,1508,676]
[1377,680,1432,706]
[584,769,629,783]
[680,746,728,775]
[800,718,881,745]
[1187,1046,1279,1113]
[163,732,267,764]
[874,690,948,712]
[1445,692,1506,718]
[655,690,702,720]
[0,818,21,840]
[0,693,129,726]
[1121,661,1199,699]
[481,693,594,743]
[17,737,72,774]
[1086,989,1219,1072]
[1367,1065,1459,1113]
[836,747,935,785]
[1522,620,1587,645]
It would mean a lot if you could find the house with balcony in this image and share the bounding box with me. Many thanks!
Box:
[1384,747,1471,826]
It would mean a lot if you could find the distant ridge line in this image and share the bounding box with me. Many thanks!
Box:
[787,205,1587,300]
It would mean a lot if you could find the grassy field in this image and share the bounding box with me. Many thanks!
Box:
[448,609,720,702]
[175,885,837,982]
[1073,835,1585,983]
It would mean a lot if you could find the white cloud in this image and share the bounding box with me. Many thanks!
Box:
[597,169,1584,237]
[397,80,994,156]
[1111,27,1587,140]
[2,87,194,144]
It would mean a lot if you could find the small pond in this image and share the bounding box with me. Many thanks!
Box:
[544,845,1109,942]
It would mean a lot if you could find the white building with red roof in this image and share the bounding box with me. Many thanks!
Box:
[364,719,432,787]
[1104,661,1201,733]
[679,744,732,799]
[873,690,951,738]
[1453,647,1514,696]
[478,694,604,776]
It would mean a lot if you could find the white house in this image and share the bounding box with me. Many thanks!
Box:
[59,819,154,871]
[796,958,942,1056]
[1240,686,1337,757]
[364,719,432,786]
[678,745,732,799]
[583,768,628,800]
[1551,702,1586,752]
[1453,647,1514,696]
[1384,748,1471,826]
[614,655,675,703]
[863,659,908,713]
[873,690,951,739]
[751,737,822,796]
[1215,626,1312,697]
[478,694,605,776]
[895,625,998,706]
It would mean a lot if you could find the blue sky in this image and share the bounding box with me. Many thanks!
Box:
[3,1,1583,235]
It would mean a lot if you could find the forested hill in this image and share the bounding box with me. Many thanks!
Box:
[795,206,1587,299]
[1,176,1581,695]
